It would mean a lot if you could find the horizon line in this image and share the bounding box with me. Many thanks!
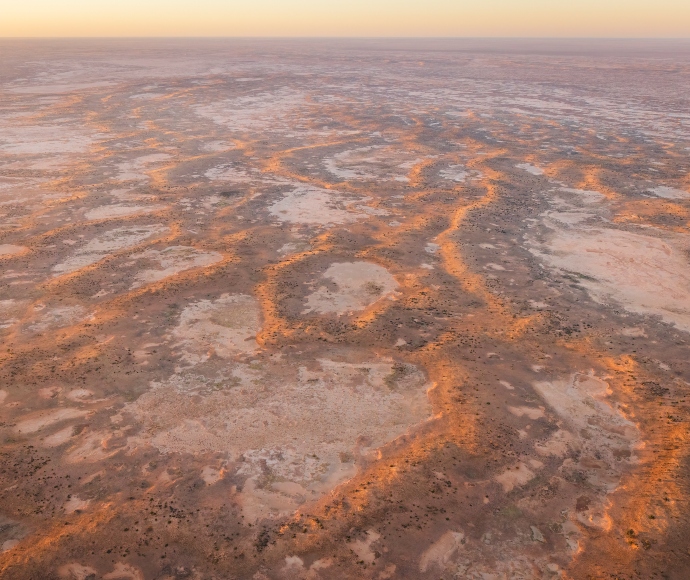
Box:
[2,35,690,40]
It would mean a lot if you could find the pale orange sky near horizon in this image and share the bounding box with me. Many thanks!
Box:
[2,0,690,38]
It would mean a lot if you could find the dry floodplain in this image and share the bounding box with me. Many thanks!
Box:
[0,39,690,579]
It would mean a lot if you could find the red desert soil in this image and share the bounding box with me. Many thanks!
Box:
[0,38,689,579]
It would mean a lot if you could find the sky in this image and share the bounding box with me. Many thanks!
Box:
[2,0,690,38]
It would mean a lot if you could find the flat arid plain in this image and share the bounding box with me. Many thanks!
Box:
[0,39,689,579]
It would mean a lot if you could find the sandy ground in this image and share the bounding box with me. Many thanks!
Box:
[0,39,689,580]
[303,262,399,315]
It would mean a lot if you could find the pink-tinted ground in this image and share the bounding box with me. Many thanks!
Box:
[0,39,689,579]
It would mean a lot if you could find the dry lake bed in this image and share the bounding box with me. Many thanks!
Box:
[0,38,689,579]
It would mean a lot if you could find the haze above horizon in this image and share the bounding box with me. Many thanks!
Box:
[2,0,690,38]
